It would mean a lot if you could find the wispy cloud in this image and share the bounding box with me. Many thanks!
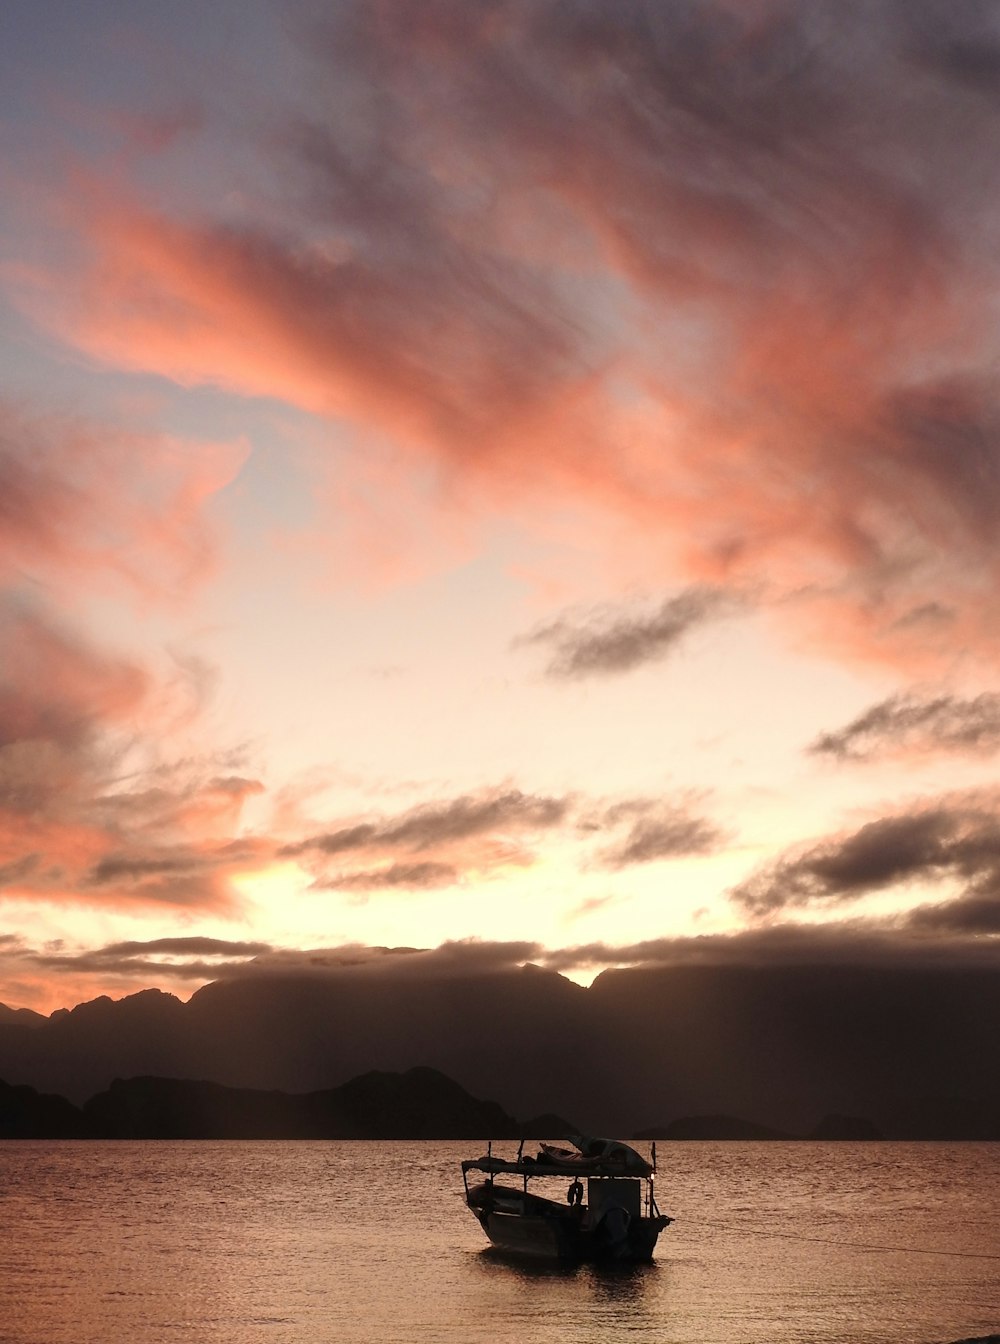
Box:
[589,797,725,867]
[542,920,1000,973]
[0,608,267,915]
[285,789,571,858]
[315,861,459,894]
[810,692,1000,761]
[521,588,732,679]
[906,891,1000,933]
[210,938,545,981]
[283,785,723,892]
[353,790,568,851]
[731,797,1000,917]
[600,810,724,867]
[32,936,273,978]
[0,400,246,599]
[0,397,255,920]
[281,787,572,893]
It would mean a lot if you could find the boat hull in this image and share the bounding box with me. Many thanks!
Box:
[469,1200,668,1265]
[480,1208,578,1260]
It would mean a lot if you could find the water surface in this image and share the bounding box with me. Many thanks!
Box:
[2,1141,997,1344]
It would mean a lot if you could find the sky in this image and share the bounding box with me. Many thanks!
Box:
[3,0,1000,1014]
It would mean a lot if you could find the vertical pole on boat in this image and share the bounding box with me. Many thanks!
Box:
[488,1139,492,1158]
[517,1138,524,1161]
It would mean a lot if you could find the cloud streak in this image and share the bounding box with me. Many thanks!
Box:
[731,797,1000,918]
[542,918,1000,973]
[31,936,274,978]
[810,692,1000,761]
[589,797,725,867]
[522,587,732,678]
[315,861,459,893]
[276,784,726,900]
[284,787,571,890]
[282,786,723,892]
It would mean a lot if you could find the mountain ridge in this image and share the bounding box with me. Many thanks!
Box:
[3,960,999,1137]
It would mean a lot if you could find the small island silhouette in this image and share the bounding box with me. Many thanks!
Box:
[0,1068,576,1140]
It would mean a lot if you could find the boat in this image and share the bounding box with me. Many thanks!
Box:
[461,1134,673,1263]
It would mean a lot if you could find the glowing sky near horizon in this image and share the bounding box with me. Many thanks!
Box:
[3,0,1000,1013]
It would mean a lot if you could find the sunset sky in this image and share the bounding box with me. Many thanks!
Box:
[3,0,1000,1014]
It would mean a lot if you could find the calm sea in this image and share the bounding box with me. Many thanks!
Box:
[1,1141,997,1344]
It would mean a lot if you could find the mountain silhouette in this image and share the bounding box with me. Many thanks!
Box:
[2,961,999,1137]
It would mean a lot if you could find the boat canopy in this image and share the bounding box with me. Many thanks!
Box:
[462,1134,653,1179]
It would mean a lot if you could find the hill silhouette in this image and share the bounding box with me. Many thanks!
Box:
[2,1067,577,1140]
[636,1115,793,1141]
[83,1067,523,1139]
[634,1113,884,1140]
[0,1078,85,1138]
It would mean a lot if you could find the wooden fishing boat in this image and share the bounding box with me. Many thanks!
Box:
[461,1135,672,1263]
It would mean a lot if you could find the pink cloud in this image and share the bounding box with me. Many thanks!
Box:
[0,597,266,916]
[0,389,257,921]
[16,181,587,463]
[10,0,1000,671]
[0,601,148,748]
[0,400,247,600]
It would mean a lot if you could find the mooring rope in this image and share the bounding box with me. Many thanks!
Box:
[689,1217,1000,1262]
